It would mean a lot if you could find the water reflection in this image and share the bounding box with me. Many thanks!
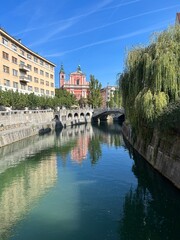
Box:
[0,123,179,240]
[0,153,57,239]
[92,121,124,148]
[0,133,57,174]
[55,123,124,165]
[55,124,93,164]
[119,140,180,240]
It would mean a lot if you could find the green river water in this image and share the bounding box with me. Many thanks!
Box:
[0,122,179,240]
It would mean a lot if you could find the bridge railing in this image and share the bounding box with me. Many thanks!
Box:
[93,107,124,117]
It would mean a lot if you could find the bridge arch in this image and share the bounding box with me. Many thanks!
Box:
[74,113,78,119]
[80,112,85,119]
[92,108,125,122]
[86,112,91,119]
[68,113,72,119]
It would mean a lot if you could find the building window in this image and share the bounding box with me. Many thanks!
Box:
[51,91,54,96]
[27,75,32,81]
[12,44,17,51]
[46,81,49,86]
[40,60,44,66]
[40,79,44,85]
[12,56,18,64]
[3,65,9,73]
[34,67,38,73]
[3,51,9,60]
[27,64,32,70]
[50,66,53,71]
[28,86,33,91]
[35,87,39,92]
[45,72,49,78]
[77,79,79,85]
[50,74,53,79]
[45,62,49,68]
[34,57,38,63]
[34,77,39,83]
[12,69,18,76]
[21,84,26,90]
[20,49,25,56]
[46,90,49,95]
[41,89,44,94]
[2,37,8,45]
[51,82,54,87]
[27,53,31,59]
[13,82,18,89]
[40,70,44,75]
[4,79,10,86]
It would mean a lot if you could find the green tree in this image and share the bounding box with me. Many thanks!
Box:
[88,75,102,108]
[27,93,40,109]
[0,90,10,106]
[55,88,77,108]
[109,92,114,108]
[78,97,87,108]
[119,25,180,133]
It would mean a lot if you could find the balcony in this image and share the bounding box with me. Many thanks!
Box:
[19,75,30,83]
[19,64,30,72]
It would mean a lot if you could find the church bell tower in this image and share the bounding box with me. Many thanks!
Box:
[59,64,65,88]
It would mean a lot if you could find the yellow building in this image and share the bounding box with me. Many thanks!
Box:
[0,28,56,97]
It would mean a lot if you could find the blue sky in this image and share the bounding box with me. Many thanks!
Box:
[1,0,179,88]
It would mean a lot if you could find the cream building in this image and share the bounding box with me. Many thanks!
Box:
[0,28,56,97]
[100,85,117,108]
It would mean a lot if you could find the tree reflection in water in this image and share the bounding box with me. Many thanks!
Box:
[119,140,180,240]
[54,122,124,166]
[88,135,102,165]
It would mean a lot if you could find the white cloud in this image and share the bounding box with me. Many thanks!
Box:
[45,19,172,57]
[41,4,180,43]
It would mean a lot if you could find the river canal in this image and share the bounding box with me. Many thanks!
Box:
[0,122,179,240]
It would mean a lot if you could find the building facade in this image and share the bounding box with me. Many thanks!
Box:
[0,28,56,97]
[59,64,89,100]
[100,86,117,108]
[176,12,180,25]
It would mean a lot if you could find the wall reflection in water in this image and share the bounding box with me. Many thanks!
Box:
[0,133,59,239]
[0,153,57,239]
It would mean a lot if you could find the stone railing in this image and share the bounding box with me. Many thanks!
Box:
[0,110,54,131]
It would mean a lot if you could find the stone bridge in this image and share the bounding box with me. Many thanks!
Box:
[92,108,125,121]
[54,108,93,128]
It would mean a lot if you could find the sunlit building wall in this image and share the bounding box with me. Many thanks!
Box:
[59,64,89,100]
[0,28,56,97]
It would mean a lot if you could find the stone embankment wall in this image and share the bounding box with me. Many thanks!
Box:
[0,110,54,148]
[0,109,94,148]
[122,123,180,189]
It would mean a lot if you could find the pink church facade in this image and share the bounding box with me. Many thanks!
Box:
[59,65,89,100]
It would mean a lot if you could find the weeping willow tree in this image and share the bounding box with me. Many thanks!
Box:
[120,25,180,133]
